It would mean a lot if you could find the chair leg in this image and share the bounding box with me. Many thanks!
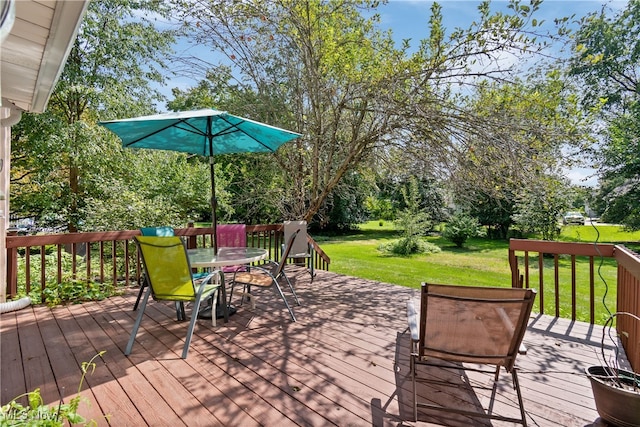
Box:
[175,302,186,321]
[239,284,251,306]
[273,281,297,322]
[240,291,256,309]
[183,288,208,359]
[133,280,147,311]
[512,368,528,427]
[411,353,418,422]
[210,288,217,328]
[125,286,152,356]
[228,279,236,307]
[281,273,301,305]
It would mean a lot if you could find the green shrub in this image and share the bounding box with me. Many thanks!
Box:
[378,238,442,256]
[16,251,122,306]
[442,213,483,248]
[42,278,119,306]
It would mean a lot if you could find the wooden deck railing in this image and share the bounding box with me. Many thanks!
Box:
[5,224,330,301]
[509,238,640,371]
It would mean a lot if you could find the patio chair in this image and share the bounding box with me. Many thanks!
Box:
[281,220,314,282]
[126,236,222,359]
[134,226,193,319]
[407,282,536,426]
[229,229,301,321]
[216,224,248,274]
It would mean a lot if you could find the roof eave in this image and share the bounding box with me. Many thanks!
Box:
[30,0,90,113]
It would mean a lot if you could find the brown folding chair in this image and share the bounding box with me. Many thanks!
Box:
[230,230,301,321]
[282,220,315,282]
[407,283,536,425]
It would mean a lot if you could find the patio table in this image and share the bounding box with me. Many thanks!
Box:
[187,247,268,321]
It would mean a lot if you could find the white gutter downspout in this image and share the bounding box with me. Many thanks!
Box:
[0,102,26,311]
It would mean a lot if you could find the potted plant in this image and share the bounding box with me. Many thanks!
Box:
[585,312,640,427]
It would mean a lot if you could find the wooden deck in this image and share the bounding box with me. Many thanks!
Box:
[1,269,626,426]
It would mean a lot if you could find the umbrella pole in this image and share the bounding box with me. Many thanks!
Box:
[210,156,217,253]
[207,116,218,254]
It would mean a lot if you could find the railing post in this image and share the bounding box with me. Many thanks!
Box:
[509,246,520,288]
[6,246,17,299]
[186,222,197,249]
[614,245,640,372]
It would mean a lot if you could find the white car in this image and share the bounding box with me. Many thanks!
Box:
[563,211,585,225]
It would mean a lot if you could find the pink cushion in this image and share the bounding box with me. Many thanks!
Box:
[217,224,248,273]
[216,224,246,247]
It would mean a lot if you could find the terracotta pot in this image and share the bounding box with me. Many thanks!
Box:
[586,366,640,427]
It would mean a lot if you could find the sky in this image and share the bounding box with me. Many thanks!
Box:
[162,0,630,187]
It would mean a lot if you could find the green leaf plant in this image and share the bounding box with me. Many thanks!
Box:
[0,352,107,426]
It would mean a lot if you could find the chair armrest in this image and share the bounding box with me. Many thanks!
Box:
[407,298,420,342]
[194,271,217,285]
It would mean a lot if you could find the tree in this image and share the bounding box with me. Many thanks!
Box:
[511,175,570,240]
[172,0,555,227]
[79,145,212,231]
[449,70,587,238]
[11,0,176,231]
[384,176,436,255]
[569,1,640,113]
[569,0,640,228]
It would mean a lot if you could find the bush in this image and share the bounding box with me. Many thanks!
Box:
[16,251,122,306]
[378,239,442,256]
[442,213,483,248]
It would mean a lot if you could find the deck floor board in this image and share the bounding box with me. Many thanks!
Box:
[1,269,624,426]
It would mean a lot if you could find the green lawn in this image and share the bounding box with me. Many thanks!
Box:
[320,221,640,324]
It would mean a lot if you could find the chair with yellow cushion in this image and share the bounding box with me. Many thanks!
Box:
[126,235,221,359]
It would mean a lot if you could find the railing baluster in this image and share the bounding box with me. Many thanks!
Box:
[40,246,45,299]
[99,241,105,283]
[71,243,77,279]
[589,257,595,324]
[111,240,117,287]
[56,245,62,284]
[538,252,544,315]
[524,252,529,289]
[124,240,130,286]
[554,254,560,318]
[86,242,91,281]
[25,247,31,295]
[6,246,17,298]
[570,254,575,320]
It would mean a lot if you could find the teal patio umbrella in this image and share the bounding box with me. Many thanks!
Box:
[100,108,301,252]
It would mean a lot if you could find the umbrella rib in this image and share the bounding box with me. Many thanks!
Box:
[175,119,208,137]
[216,117,277,152]
[121,119,206,147]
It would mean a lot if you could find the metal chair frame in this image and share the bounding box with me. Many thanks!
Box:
[408,282,536,425]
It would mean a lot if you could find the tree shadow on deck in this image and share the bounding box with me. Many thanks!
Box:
[371,330,499,426]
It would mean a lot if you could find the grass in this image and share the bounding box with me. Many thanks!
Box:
[320,220,640,324]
